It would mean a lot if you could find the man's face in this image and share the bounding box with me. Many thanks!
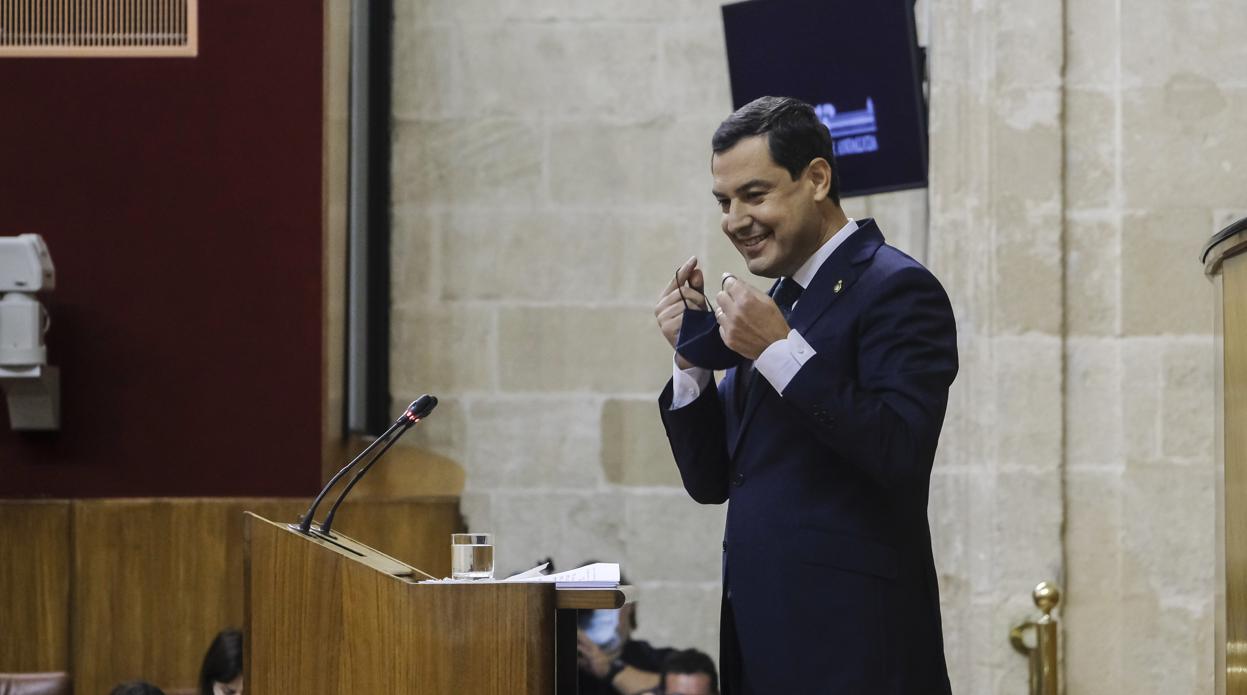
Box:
[663,672,715,695]
[711,135,826,279]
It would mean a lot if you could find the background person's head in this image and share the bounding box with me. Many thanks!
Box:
[660,648,719,695]
[198,628,243,695]
[109,681,166,695]
[711,96,843,278]
[575,560,637,656]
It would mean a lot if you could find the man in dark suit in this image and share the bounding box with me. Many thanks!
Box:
[654,96,958,693]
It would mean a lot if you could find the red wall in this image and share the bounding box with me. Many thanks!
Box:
[0,1,325,497]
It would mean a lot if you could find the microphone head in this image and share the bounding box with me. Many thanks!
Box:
[405,394,438,421]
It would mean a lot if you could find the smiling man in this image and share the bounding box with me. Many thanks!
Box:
[653,96,959,693]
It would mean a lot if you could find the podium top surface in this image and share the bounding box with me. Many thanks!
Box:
[1204,215,1247,276]
[555,585,634,610]
[245,513,635,610]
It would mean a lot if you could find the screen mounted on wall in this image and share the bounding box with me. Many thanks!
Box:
[721,0,928,198]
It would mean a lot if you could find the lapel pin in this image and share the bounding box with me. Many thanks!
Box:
[833,279,844,294]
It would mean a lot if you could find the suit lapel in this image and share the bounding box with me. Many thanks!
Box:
[729,220,885,457]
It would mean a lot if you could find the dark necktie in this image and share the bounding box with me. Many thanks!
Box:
[772,277,804,320]
[736,277,804,412]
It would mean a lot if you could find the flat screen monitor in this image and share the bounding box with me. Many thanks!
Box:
[721,0,927,197]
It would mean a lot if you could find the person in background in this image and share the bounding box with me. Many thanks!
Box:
[109,681,166,695]
[576,601,672,695]
[198,628,243,695]
[658,649,719,695]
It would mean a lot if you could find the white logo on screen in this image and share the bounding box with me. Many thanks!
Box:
[815,99,880,157]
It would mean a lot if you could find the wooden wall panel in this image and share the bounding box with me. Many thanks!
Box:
[71,499,236,693]
[0,501,70,672]
[0,497,461,692]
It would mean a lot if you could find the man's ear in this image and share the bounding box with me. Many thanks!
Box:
[805,158,832,202]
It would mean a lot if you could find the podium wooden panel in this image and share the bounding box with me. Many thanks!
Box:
[245,513,556,694]
[1203,216,1247,695]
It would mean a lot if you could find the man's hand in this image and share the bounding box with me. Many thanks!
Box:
[576,630,613,679]
[655,255,707,370]
[715,274,791,359]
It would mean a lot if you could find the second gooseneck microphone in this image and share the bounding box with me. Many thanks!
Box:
[295,395,438,536]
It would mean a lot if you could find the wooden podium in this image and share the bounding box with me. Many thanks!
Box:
[244,513,629,694]
[1203,215,1247,695]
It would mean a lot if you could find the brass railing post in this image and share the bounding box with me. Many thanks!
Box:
[1009,581,1061,695]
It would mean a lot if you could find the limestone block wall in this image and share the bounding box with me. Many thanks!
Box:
[389,0,1245,690]
[389,0,930,659]
[1059,0,1244,692]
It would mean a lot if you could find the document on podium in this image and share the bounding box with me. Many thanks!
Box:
[502,562,620,589]
[420,561,620,588]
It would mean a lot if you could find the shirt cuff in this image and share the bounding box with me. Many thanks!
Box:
[670,357,712,409]
[754,329,816,395]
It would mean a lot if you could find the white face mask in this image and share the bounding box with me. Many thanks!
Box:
[581,609,622,651]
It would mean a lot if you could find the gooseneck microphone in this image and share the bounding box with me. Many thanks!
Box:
[317,395,438,535]
[294,395,438,536]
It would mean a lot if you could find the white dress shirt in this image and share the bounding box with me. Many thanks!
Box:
[670,218,859,409]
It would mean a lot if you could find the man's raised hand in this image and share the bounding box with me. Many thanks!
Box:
[715,274,791,359]
[655,255,707,369]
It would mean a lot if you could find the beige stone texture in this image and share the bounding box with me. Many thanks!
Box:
[1159,339,1216,463]
[391,205,439,308]
[1121,339,1164,463]
[1065,338,1124,469]
[993,337,1064,470]
[1064,215,1121,336]
[1065,0,1118,90]
[496,306,672,393]
[463,397,602,489]
[1120,1,1247,88]
[388,0,1236,690]
[1121,85,1247,210]
[391,303,495,393]
[623,490,726,583]
[630,581,723,662]
[1121,461,1215,598]
[437,208,703,304]
[657,20,734,119]
[992,0,1064,90]
[497,0,717,23]
[391,118,544,206]
[991,215,1064,336]
[1064,89,1117,212]
[1120,208,1216,335]
[455,23,662,120]
[548,118,719,207]
[601,398,683,487]
[392,25,462,120]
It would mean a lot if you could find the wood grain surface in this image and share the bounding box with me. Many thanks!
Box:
[0,496,460,692]
[246,514,554,694]
[0,500,70,672]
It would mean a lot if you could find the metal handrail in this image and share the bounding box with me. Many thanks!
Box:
[1009,581,1061,695]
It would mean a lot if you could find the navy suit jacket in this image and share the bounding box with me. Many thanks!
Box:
[659,219,957,694]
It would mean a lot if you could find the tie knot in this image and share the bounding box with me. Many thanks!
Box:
[773,277,804,315]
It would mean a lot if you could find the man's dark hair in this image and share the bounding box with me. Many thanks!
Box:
[109,682,166,695]
[711,95,841,206]
[198,628,243,695]
[661,648,719,693]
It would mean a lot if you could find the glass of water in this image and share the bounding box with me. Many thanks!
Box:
[451,533,494,579]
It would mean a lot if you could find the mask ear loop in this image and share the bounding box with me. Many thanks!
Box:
[675,268,714,314]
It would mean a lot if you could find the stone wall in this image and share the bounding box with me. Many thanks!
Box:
[389,0,1245,690]
[389,0,930,660]
[1059,0,1243,691]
